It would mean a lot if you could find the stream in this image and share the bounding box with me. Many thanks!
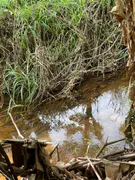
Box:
[0,76,130,162]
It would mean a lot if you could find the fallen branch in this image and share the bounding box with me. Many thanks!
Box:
[7,100,24,139]
[8,112,24,139]
[102,150,125,159]
[50,144,59,157]
[116,153,135,160]
[96,137,125,158]
[57,145,60,162]
[87,156,102,180]
[1,139,51,146]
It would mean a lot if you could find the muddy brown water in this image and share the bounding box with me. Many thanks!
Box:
[0,76,130,166]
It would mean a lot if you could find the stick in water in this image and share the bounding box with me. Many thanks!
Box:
[8,112,24,139]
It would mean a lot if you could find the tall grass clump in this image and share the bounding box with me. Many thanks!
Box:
[0,0,127,107]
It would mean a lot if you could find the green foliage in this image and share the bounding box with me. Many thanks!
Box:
[0,0,13,16]
[1,0,86,105]
[15,0,85,52]
[100,0,114,7]
[0,0,126,107]
[90,0,114,7]
[4,62,38,106]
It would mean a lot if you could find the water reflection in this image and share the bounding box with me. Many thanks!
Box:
[0,78,130,160]
[36,82,130,159]
[92,89,129,141]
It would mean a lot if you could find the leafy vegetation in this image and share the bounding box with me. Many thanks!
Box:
[0,0,127,107]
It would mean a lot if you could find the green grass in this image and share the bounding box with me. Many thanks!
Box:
[0,0,127,107]
[4,62,38,106]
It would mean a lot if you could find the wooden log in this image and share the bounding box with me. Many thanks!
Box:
[1,139,51,146]
[116,153,135,160]
[102,150,125,159]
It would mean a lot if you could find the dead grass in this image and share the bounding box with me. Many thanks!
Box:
[0,0,127,107]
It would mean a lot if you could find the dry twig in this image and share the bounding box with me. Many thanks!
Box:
[96,137,125,158]
[87,156,102,180]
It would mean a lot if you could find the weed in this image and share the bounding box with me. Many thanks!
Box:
[4,61,38,106]
[0,0,127,107]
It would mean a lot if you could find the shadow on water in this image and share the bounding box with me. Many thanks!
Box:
[0,77,130,161]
